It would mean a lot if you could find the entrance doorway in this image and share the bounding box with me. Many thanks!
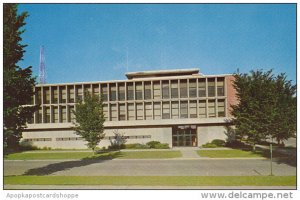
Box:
[172,125,197,147]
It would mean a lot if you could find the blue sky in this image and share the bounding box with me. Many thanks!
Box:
[18,4,296,84]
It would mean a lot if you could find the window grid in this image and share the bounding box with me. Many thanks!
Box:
[32,76,228,123]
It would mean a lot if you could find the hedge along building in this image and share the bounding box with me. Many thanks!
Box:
[22,68,237,149]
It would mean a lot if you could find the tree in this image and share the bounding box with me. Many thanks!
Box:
[4,4,36,149]
[271,74,296,145]
[231,70,296,150]
[73,91,106,154]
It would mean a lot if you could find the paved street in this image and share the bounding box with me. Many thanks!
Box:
[4,158,296,177]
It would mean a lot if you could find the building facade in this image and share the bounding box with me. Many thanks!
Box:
[22,69,237,149]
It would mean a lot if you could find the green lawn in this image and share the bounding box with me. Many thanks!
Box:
[117,151,181,159]
[197,149,264,158]
[4,176,295,186]
[4,150,181,160]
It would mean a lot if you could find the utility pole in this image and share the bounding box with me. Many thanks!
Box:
[270,137,274,176]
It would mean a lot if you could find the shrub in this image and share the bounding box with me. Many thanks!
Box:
[125,143,150,149]
[108,144,126,150]
[225,140,248,148]
[19,141,39,151]
[211,139,226,147]
[202,143,217,148]
[42,146,52,150]
[109,130,127,150]
[153,143,169,149]
[146,141,161,148]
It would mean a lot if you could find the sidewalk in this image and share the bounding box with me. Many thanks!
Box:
[4,184,296,190]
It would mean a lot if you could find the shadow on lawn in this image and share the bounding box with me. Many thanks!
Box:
[230,145,296,167]
[23,151,123,176]
[259,147,297,167]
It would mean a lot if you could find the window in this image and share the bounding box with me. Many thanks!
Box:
[180,101,188,118]
[37,107,42,123]
[119,104,126,120]
[153,102,161,119]
[144,82,151,100]
[110,104,117,121]
[36,88,42,104]
[53,106,58,123]
[43,87,50,104]
[218,99,225,117]
[135,82,143,100]
[171,80,178,98]
[44,107,50,123]
[180,80,188,98]
[162,102,170,119]
[208,78,215,97]
[162,81,169,99]
[59,87,67,103]
[198,79,206,97]
[68,106,75,122]
[68,86,75,103]
[171,101,179,119]
[76,85,83,102]
[189,100,197,118]
[127,103,135,120]
[217,78,225,96]
[208,100,216,117]
[101,84,108,102]
[103,104,108,120]
[92,84,99,100]
[136,103,143,120]
[189,79,197,98]
[198,100,206,118]
[153,81,161,99]
[60,106,67,122]
[118,83,125,101]
[109,83,117,101]
[84,85,92,94]
[127,83,134,100]
[145,102,152,120]
[52,87,58,103]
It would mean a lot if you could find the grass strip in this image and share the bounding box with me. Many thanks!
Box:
[198,149,264,158]
[4,151,182,160]
[117,151,182,159]
[4,176,296,186]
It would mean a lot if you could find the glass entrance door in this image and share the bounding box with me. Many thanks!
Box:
[172,125,197,147]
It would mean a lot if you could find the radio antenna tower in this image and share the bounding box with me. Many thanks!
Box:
[39,46,46,84]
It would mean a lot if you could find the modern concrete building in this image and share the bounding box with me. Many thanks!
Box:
[22,68,237,149]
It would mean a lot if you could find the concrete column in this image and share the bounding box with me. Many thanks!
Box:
[125,82,127,101]
[224,77,227,117]
[151,81,153,99]
[142,81,144,100]
[133,81,136,101]
[41,87,44,123]
[187,79,190,118]
[205,78,208,118]
[33,87,36,124]
[168,80,171,100]
[66,105,70,122]
[116,82,118,101]
[58,105,61,123]
[82,84,85,101]
[196,78,199,118]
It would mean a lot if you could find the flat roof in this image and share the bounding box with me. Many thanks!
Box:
[36,73,233,87]
[125,68,200,79]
